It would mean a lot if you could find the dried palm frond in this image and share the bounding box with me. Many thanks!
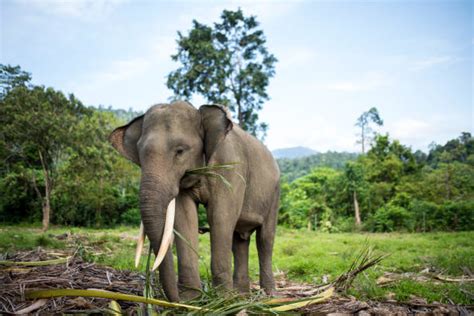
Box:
[269,286,334,312]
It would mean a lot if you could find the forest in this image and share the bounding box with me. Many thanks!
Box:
[278,134,474,232]
[1,64,472,233]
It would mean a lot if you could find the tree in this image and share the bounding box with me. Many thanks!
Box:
[167,8,277,139]
[0,64,32,99]
[355,107,383,153]
[53,110,141,227]
[0,85,89,231]
[344,161,366,226]
[279,167,339,231]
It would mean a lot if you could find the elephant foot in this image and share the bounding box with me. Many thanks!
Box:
[233,279,250,294]
[179,287,202,301]
[261,284,276,297]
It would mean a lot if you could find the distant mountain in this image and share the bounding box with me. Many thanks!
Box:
[272,146,317,159]
[277,151,359,181]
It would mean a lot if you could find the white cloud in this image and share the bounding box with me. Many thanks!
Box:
[277,46,315,70]
[175,0,299,31]
[388,118,432,140]
[94,57,151,82]
[320,72,390,92]
[232,0,301,21]
[19,0,127,20]
[151,36,178,61]
[411,56,460,71]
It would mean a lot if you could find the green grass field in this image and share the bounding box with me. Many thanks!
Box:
[1,225,472,305]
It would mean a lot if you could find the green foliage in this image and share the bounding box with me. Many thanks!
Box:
[279,133,474,233]
[0,64,32,98]
[365,205,414,232]
[278,151,358,182]
[167,8,277,139]
[51,111,141,227]
[0,66,140,227]
[120,208,141,226]
[279,168,340,231]
[95,104,144,123]
[427,132,474,166]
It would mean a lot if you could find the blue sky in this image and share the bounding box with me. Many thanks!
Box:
[1,0,472,152]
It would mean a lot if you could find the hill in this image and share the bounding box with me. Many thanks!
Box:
[277,151,358,181]
[272,146,317,159]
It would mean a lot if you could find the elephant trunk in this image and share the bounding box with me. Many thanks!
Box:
[139,173,180,301]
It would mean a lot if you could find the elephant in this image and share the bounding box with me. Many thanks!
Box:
[109,101,280,301]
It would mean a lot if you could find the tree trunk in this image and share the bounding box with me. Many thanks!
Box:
[39,151,52,232]
[42,196,51,232]
[353,191,361,226]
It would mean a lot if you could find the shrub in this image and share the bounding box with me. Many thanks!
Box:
[119,208,141,226]
[365,205,414,232]
[408,200,474,231]
[408,200,440,232]
[333,216,356,232]
[439,201,474,231]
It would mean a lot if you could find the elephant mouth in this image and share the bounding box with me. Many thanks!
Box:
[134,199,176,270]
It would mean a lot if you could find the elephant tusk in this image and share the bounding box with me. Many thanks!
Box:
[135,222,145,268]
[152,199,176,271]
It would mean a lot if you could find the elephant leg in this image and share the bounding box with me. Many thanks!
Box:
[159,247,180,302]
[232,232,250,293]
[209,220,234,290]
[256,193,279,295]
[256,224,275,295]
[207,199,241,290]
[174,193,201,300]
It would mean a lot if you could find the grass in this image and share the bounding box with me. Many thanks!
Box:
[1,224,473,305]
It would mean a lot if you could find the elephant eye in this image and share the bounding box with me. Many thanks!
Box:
[174,143,189,157]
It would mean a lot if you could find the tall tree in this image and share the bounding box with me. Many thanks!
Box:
[167,8,277,139]
[0,85,89,231]
[355,107,383,153]
[344,161,366,227]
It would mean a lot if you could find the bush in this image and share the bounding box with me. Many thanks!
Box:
[333,216,356,232]
[119,208,141,226]
[365,205,414,232]
[408,200,474,232]
[439,201,474,231]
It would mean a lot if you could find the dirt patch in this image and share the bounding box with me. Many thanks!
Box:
[1,249,472,315]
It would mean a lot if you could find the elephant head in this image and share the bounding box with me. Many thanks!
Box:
[108,101,232,299]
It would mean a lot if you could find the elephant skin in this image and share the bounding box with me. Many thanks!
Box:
[109,101,280,301]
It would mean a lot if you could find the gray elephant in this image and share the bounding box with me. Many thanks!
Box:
[109,101,280,301]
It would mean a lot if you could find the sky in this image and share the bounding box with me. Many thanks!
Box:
[1,0,472,153]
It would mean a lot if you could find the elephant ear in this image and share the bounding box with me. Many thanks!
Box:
[109,115,144,165]
[199,105,233,162]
